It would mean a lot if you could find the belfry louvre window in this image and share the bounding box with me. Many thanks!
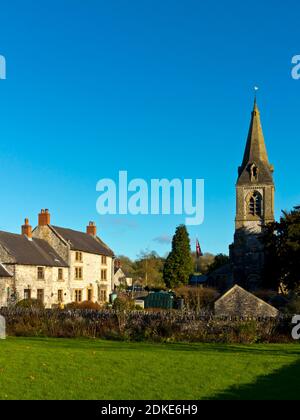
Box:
[249,192,262,216]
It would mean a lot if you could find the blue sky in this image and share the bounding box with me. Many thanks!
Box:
[0,0,299,259]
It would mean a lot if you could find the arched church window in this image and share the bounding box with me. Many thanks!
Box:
[248,192,262,216]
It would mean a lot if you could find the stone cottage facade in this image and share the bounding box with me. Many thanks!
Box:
[32,210,114,305]
[0,221,68,308]
[0,210,115,308]
[113,264,133,289]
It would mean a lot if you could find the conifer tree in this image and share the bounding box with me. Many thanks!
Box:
[163,225,194,288]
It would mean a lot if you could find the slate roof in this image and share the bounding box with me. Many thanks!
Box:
[51,226,114,257]
[189,274,208,285]
[0,264,12,277]
[0,231,68,267]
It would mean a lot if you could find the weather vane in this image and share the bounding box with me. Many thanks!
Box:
[254,86,259,101]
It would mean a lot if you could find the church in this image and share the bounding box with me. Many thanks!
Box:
[230,99,275,290]
[208,99,275,291]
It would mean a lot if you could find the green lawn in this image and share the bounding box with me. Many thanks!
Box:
[0,337,300,400]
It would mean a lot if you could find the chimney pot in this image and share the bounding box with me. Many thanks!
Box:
[38,209,51,226]
[87,221,97,236]
[22,218,32,238]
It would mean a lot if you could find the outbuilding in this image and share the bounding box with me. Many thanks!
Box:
[214,285,279,318]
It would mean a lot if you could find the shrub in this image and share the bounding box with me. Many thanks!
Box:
[64,302,82,310]
[254,290,277,303]
[0,307,293,344]
[78,301,101,310]
[112,294,135,311]
[175,286,219,312]
[16,299,44,310]
[286,296,300,315]
[64,301,101,311]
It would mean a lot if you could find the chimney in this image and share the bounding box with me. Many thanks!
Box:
[22,218,32,239]
[38,209,51,226]
[87,221,97,236]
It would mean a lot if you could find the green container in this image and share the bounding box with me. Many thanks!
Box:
[144,292,174,309]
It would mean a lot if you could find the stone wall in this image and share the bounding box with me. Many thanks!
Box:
[33,225,69,264]
[215,285,279,318]
[0,276,13,307]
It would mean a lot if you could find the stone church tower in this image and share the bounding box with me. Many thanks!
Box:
[230,100,275,290]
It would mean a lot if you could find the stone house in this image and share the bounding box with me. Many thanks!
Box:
[32,210,114,305]
[113,267,133,289]
[214,285,279,318]
[0,263,13,307]
[0,220,68,308]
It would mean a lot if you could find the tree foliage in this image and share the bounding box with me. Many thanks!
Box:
[262,208,300,292]
[116,252,165,289]
[191,252,215,274]
[207,253,230,274]
[175,286,219,312]
[116,255,136,278]
[163,225,194,288]
[135,250,165,289]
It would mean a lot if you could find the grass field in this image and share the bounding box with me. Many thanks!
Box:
[0,337,300,400]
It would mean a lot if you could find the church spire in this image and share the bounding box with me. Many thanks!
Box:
[237,100,274,185]
[232,99,275,290]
